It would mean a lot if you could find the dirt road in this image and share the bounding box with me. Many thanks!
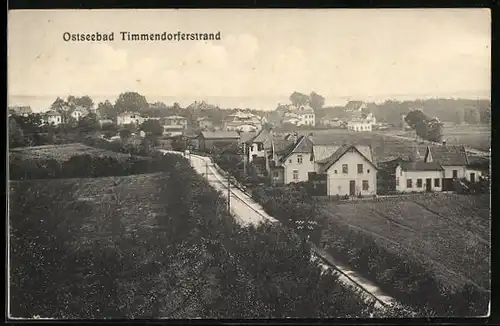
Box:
[158,149,397,310]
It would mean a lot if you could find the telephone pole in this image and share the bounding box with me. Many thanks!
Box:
[205,161,209,180]
[227,175,231,212]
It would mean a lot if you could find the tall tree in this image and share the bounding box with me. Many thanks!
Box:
[97,100,116,119]
[74,96,94,109]
[427,118,444,143]
[114,92,149,114]
[9,118,25,148]
[289,92,310,107]
[309,92,325,111]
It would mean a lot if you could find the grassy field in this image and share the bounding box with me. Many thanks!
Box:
[9,173,214,318]
[385,125,491,151]
[9,143,133,162]
[318,193,490,291]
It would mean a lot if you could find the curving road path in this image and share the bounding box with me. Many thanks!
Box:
[159,149,398,311]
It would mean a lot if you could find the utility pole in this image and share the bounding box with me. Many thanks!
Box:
[227,175,231,212]
[243,142,247,177]
[205,161,209,180]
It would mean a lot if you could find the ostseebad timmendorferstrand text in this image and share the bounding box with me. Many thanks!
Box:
[62,31,222,42]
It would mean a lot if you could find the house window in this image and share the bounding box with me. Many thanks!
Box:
[292,170,299,180]
[416,179,423,188]
[434,178,440,187]
[357,164,363,174]
[273,171,279,178]
[452,170,458,179]
[297,155,303,164]
[362,180,369,191]
[407,179,413,188]
[289,159,292,163]
[342,164,348,174]
[396,177,400,186]
[334,170,338,174]
[367,169,370,173]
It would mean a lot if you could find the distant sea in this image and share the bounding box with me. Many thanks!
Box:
[8,91,490,113]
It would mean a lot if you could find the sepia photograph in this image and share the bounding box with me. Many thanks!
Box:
[7,9,491,319]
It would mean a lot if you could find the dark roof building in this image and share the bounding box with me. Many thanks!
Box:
[398,162,444,172]
[424,145,469,166]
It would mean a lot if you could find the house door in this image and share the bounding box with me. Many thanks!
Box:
[470,173,476,183]
[349,180,356,196]
[425,178,432,192]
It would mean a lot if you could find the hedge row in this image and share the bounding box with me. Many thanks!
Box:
[9,152,179,180]
[250,184,489,317]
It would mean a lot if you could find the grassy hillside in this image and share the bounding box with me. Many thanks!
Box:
[9,159,379,319]
[319,193,490,291]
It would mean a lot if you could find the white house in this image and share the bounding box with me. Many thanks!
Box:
[70,107,89,121]
[316,144,378,196]
[246,129,271,163]
[395,162,445,193]
[46,111,62,125]
[235,124,259,133]
[271,135,315,184]
[347,119,372,132]
[9,106,33,117]
[117,112,144,125]
[163,115,188,129]
[224,111,263,131]
[423,145,469,180]
[280,103,315,126]
[296,103,316,126]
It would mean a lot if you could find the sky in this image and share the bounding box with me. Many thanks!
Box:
[8,9,491,111]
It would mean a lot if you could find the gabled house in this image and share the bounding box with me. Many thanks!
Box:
[46,110,62,125]
[197,117,213,130]
[117,112,143,125]
[163,115,188,129]
[395,162,445,193]
[246,129,271,163]
[315,144,378,196]
[9,106,33,117]
[270,135,315,184]
[196,131,240,151]
[423,145,470,189]
[70,106,89,121]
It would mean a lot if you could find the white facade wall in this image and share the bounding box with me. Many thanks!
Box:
[395,166,444,193]
[249,142,266,163]
[465,168,486,182]
[117,114,143,125]
[347,122,372,132]
[283,152,315,184]
[299,113,315,126]
[48,115,62,125]
[442,165,467,179]
[71,110,83,121]
[325,151,377,196]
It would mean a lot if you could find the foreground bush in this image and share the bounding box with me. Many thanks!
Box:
[10,154,377,318]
